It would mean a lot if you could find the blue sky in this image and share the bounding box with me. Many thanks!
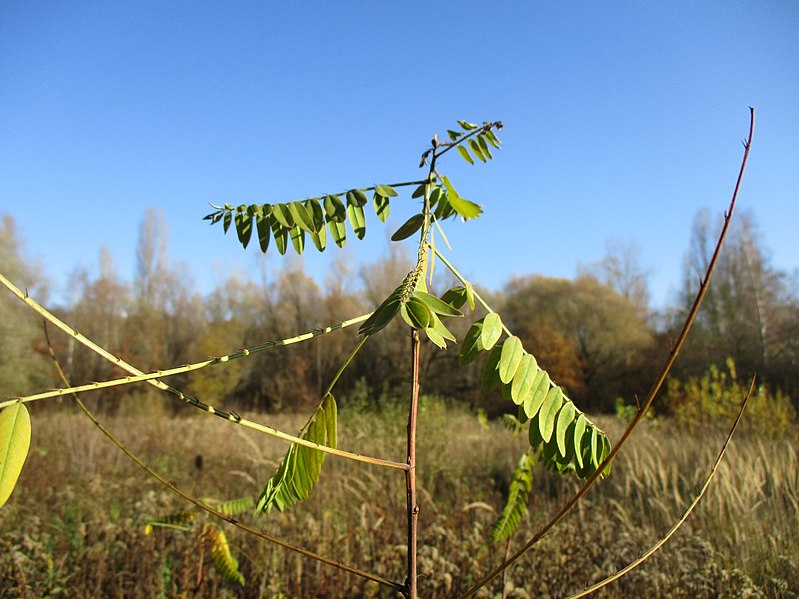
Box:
[2,2,797,309]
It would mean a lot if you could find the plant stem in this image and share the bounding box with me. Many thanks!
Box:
[404,329,421,599]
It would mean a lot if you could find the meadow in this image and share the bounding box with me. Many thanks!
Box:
[1,399,796,598]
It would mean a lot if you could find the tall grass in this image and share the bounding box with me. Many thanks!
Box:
[1,399,796,598]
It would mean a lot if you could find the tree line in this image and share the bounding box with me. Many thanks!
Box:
[2,208,797,416]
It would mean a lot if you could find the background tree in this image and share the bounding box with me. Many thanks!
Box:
[501,274,654,411]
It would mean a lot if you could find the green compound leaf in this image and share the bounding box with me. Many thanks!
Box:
[457,145,474,165]
[481,312,503,350]
[208,525,245,586]
[491,451,534,542]
[0,402,31,509]
[255,394,337,516]
[373,192,390,223]
[391,213,425,242]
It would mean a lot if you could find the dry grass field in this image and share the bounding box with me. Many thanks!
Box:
[1,399,797,598]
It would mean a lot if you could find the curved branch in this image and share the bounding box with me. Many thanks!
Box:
[40,323,406,594]
[457,107,755,598]
[566,376,755,598]
[0,273,408,472]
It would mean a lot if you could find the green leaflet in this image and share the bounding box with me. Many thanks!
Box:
[573,414,587,469]
[510,353,537,406]
[373,192,390,223]
[413,290,462,318]
[255,394,337,516]
[524,369,550,419]
[359,285,403,336]
[347,204,366,240]
[491,451,534,542]
[401,297,433,329]
[346,189,368,207]
[442,176,483,221]
[256,215,271,253]
[374,184,398,198]
[469,138,486,163]
[213,496,255,517]
[391,214,425,242]
[555,401,576,458]
[482,341,504,393]
[289,226,305,254]
[457,145,474,165]
[0,402,31,509]
[327,219,347,248]
[538,386,563,443]
[499,336,524,384]
[459,319,485,365]
[440,286,470,310]
[272,203,295,229]
[324,195,347,223]
[270,217,288,255]
[234,211,253,249]
[289,201,318,233]
[481,312,503,351]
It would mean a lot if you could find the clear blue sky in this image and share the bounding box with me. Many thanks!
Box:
[2,2,797,309]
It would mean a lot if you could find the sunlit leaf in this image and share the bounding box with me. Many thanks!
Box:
[324,195,346,223]
[234,212,253,249]
[511,353,537,406]
[413,290,462,317]
[457,119,478,130]
[469,139,486,163]
[480,312,503,350]
[346,189,368,207]
[524,370,551,419]
[270,217,288,255]
[555,401,576,458]
[538,386,563,443]
[440,286,469,310]
[478,135,492,159]
[289,201,317,233]
[499,336,524,384]
[272,203,295,228]
[401,297,433,329]
[347,204,367,240]
[374,184,399,198]
[457,146,474,165]
[442,176,483,221]
[327,219,347,248]
[309,225,327,252]
[209,526,245,586]
[0,402,31,509]
[289,226,305,254]
[373,192,390,222]
[573,414,587,469]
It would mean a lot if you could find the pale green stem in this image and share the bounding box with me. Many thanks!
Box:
[3,313,371,408]
[0,272,408,472]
